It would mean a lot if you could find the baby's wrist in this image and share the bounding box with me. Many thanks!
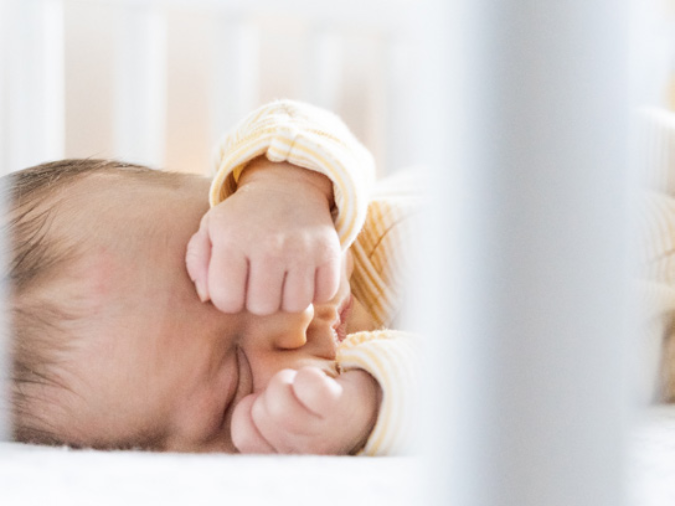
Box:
[337,369,382,454]
[238,157,334,210]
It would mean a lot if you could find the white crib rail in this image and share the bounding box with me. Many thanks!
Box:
[416,1,630,506]
[0,0,8,441]
[209,15,260,145]
[0,1,66,439]
[1,0,415,172]
[1,0,65,175]
[113,1,167,168]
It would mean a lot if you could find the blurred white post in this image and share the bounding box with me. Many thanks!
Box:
[0,0,7,176]
[3,0,65,175]
[114,0,167,167]
[416,1,630,506]
[384,32,414,172]
[0,0,65,440]
[0,0,9,442]
[210,16,259,141]
[302,26,342,112]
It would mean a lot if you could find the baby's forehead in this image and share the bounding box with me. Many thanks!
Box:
[35,166,211,327]
[46,162,196,239]
[49,169,211,328]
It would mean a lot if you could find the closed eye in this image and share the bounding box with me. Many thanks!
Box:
[219,348,241,432]
[222,346,253,434]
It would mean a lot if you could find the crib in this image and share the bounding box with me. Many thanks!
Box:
[0,0,417,177]
[1,0,674,505]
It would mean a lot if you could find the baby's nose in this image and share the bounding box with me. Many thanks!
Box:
[272,305,314,350]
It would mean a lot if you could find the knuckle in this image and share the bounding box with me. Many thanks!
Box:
[295,369,338,413]
[259,235,287,257]
[209,286,243,313]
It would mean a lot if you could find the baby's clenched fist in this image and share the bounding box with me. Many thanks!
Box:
[185,158,341,315]
[231,367,381,455]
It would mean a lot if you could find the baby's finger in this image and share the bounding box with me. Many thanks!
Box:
[246,261,285,315]
[252,370,320,442]
[185,226,212,302]
[208,246,248,313]
[292,367,343,416]
[281,268,314,313]
[231,394,276,454]
[314,260,340,303]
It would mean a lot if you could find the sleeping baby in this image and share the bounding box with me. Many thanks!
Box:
[5,100,418,454]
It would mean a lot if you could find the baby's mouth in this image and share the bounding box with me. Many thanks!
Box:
[332,294,353,346]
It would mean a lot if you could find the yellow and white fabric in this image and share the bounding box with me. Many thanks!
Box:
[637,108,675,402]
[211,99,419,455]
[211,100,376,249]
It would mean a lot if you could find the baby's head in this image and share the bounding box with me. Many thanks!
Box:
[4,159,363,451]
[5,159,212,448]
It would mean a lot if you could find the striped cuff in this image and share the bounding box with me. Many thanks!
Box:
[337,330,418,456]
[636,108,675,194]
[209,99,376,249]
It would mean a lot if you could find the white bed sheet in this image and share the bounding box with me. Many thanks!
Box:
[632,406,675,506]
[0,444,421,506]
[2,406,675,506]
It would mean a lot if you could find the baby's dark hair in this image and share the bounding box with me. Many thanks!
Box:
[3,158,184,445]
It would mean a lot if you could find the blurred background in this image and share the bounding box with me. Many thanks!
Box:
[2,1,675,505]
[2,0,674,176]
[1,0,418,177]
[632,0,675,110]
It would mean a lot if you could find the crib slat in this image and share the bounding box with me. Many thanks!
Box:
[210,18,260,142]
[302,27,342,112]
[416,0,630,505]
[0,0,66,443]
[0,1,7,176]
[3,0,65,175]
[0,0,7,444]
[113,2,167,168]
[383,34,414,172]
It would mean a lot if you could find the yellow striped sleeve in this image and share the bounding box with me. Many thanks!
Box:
[637,191,675,401]
[350,171,421,328]
[636,108,675,195]
[636,108,675,401]
[209,99,376,249]
[336,330,418,456]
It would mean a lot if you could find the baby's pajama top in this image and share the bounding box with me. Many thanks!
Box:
[210,100,418,455]
[636,108,675,402]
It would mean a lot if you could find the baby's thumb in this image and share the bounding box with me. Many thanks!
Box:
[185,226,211,302]
[293,366,343,416]
[231,393,275,454]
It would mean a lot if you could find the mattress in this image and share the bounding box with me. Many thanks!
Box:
[2,406,674,506]
[0,443,421,506]
[632,406,675,506]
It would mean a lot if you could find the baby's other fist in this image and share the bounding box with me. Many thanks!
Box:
[231,367,381,455]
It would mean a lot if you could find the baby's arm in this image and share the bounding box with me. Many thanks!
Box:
[187,100,376,314]
[231,329,419,456]
[337,330,418,456]
[230,367,381,455]
[209,100,376,251]
[186,157,341,314]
